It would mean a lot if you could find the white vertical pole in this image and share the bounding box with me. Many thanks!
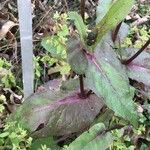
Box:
[17,0,34,99]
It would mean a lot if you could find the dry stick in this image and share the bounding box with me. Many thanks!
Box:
[63,0,69,12]
[33,6,52,32]
[122,39,150,65]
[80,0,86,21]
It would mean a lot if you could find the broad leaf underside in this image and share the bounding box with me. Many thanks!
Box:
[85,36,138,126]
[67,36,88,74]
[124,48,150,87]
[9,79,104,137]
[66,34,139,126]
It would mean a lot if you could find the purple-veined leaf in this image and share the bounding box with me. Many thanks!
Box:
[8,79,104,137]
[85,36,138,126]
[124,48,150,87]
[67,36,88,75]
[64,123,113,150]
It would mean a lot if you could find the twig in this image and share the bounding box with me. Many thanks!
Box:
[122,39,150,65]
[33,6,52,32]
[63,0,69,12]
[80,0,86,21]
[132,16,150,26]
[0,0,10,10]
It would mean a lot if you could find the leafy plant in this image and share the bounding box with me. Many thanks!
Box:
[41,12,71,78]
[0,58,16,88]
[41,12,69,60]
[30,137,60,150]
[0,122,32,150]
[123,26,150,48]
[0,94,6,113]
[8,79,104,136]
[110,129,135,150]
[63,123,113,150]
[68,11,87,43]
[34,56,43,79]
[8,0,150,149]
[34,54,70,88]
[92,0,135,49]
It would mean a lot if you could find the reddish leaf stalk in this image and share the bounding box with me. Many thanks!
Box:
[78,0,86,99]
[112,22,122,43]
[122,39,150,65]
[79,75,86,99]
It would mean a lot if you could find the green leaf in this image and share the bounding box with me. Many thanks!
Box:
[68,12,87,43]
[31,137,60,150]
[59,62,71,75]
[48,62,70,76]
[85,36,138,126]
[96,0,112,23]
[0,132,9,138]
[63,123,113,150]
[58,25,69,37]
[41,36,67,60]
[94,0,134,48]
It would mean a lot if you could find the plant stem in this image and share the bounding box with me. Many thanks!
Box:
[122,39,150,65]
[79,0,86,99]
[80,0,86,21]
[79,75,86,98]
[97,124,124,136]
[112,22,122,43]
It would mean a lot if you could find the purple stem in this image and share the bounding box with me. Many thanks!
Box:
[78,0,86,99]
[122,39,150,65]
[112,22,122,43]
[79,75,86,99]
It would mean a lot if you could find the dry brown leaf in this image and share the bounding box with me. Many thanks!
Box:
[48,66,61,75]
[0,20,17,40]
